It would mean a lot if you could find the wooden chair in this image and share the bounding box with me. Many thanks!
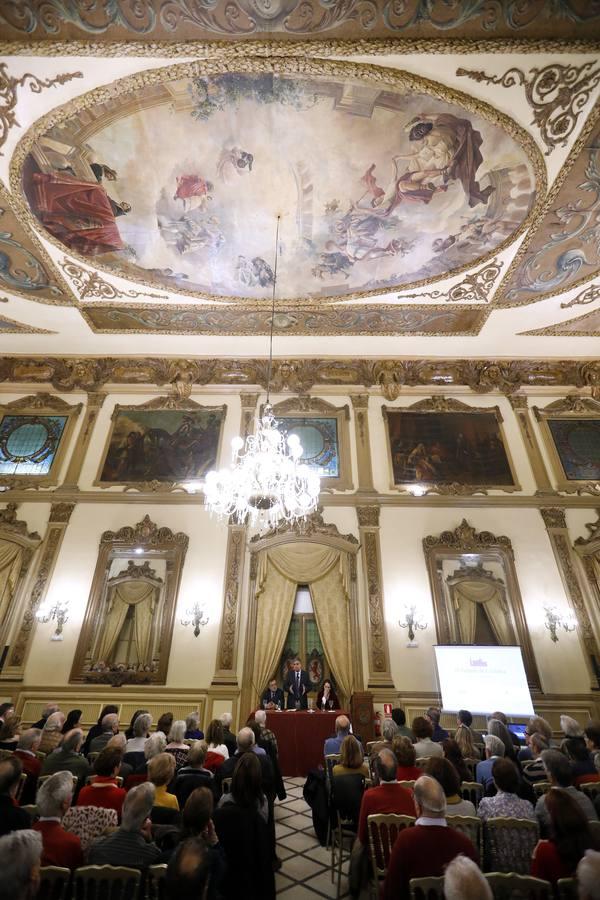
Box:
[463,758,478,781]
[409,876,445,899]
[85,775,124,787]
[580,781,600,802]
[483,817,540,874]
[324,753,341,847]
[460,781,483,808]
[73,865,141,900]
[15,771,28,803]
[38,866,71,900]
[533,781,552,798]
[330,774,365,898]
[484,872,552,899]
[446,815,482,866]
[147,864,168,900]
[221,777,232,794]
[556,878,578,899]
[366,813,415,892]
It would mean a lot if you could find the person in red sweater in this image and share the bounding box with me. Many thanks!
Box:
[357,749,416,847]
[531,787,597,885]
[77,747,127,819]
[383,775,478,900]
[33,770,83,869]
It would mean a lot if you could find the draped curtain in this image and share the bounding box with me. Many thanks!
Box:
[0,540,23,633]
[254,543,354,703]
[95,579,157,664]
[451,578,512,645]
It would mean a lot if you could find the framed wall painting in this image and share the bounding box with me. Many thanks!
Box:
[269,397,353,491]
[382,397,519,494]
[95,397,226,490]
[0,394,82,488]
[533,396,600,493]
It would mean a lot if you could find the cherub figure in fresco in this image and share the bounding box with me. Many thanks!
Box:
[217,145,254,183]
[173,174,213,211]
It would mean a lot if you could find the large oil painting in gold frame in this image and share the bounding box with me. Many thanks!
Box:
[534,396,600,493]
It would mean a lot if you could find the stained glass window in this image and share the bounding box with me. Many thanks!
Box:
[0,415,68,475]
[276,416,339,477]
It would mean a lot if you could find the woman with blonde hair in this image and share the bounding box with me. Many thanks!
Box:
[333,735,369,778]
[454,723,480,761]
[165,720,189,770]
[147,752,179,810]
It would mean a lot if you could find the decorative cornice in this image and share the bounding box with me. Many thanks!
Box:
[540,507,567,529]
[101,515,189,548]
[271,396,347,415]
[384,395,501,416]
[0,503,41,540]
[249,507,358,544]
[59,260,167,301]
[112,560,162,581]
[423,519,513,553]
[0,393,81,412]
[534,395,600,417]
[1,356,599,397]
[350,394,370,410]
[357,505,380,528]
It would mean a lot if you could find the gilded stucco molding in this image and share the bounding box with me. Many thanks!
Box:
[561,283,600,309]
[59,260,167,302]
[212,524,246,682]
[508,393,554,493]
[351,394,374,492]
[397,260,502,304]
[575,512,600,549]
[457,61,600,155]
[520,306,600,337]
[356,503,392,686]
[423,519,514,554]
[9,56,546,307]
[251,507,359,547]
[100,514,189,549]
[59,391,106,491]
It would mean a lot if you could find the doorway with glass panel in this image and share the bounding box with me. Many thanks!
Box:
[277,584,332,701]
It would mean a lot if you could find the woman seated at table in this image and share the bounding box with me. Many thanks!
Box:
[333,735,369,779]
[316,679,340,711]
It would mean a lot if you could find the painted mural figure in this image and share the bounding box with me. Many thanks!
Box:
[217,145,254,182]
[173,174,213,211]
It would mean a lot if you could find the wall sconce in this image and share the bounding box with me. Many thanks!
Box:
[36,600,69,641]
[399,604,427,647]
[181,603,209,637]
[544,605,577,643]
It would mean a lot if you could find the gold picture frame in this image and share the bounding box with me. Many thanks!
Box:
[70,515,188,686]
[382,396,521,495]
[94,396,227,492]
[0,394,82,490]
[423,519,541,692]
[533,396,600,494]
[268,396,353,492]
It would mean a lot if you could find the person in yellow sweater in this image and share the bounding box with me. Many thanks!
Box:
[147,753,179,810]
[332,735,369,778]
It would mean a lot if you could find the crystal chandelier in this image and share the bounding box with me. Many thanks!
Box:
[204,217,321,530]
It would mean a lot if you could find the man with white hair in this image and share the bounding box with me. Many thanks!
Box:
[32,771,83,868]
[0,829,42,900]
[475,734,505,790]
[383,775,478,900]
[444,855,491,900]
[578,849,600,900]
[219,712,236,756]
[31,702,59,730]
[88,782,162,868]
[14,729,43,804]
[88,713,119,754]
[40,728,90,784]
[254,709,278,757]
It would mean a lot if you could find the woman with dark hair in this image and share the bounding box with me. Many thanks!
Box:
[61,709,82,735]
[531,788,597,884]
[157,712,174,736]
[442,738,470,783]
[0,714,21,749]
[564,737,597,781]
[205,720,229,763]
[424,756,475,817]
[315,679,340,711]
[124,708,148,741]
[218,752,268,821]
[83,704,119,754]
[488,718,518,764]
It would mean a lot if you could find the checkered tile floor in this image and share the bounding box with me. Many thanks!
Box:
[275,777,350,899]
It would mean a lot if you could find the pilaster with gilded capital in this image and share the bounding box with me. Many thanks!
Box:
[351,395,374,491]
[508,394,554,493]
[356,504,393,688]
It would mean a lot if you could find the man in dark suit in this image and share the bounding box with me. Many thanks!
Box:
[261,679,284,710]
[0,757,32,838]
[285,658,310,710]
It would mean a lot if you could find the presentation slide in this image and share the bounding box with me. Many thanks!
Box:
[433,645,535,716]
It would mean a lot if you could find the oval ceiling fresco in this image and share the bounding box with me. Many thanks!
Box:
[18,62,541,301]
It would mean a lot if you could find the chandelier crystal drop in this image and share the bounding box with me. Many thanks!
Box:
[203,216,321,530]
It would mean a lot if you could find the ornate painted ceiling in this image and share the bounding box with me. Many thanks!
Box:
[0,3,600,365]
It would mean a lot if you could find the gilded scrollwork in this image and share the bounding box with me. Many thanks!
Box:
[216,527,245,672]
[423,519,514,555]
[101,515,189,549]
[397,260,502,303]
[540,507,567,529]
[457,61,600,155]
[59,260,168,302]
[0,63,82,154]
[561,283,600,309]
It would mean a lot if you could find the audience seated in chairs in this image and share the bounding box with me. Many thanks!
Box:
[220,713,237,757]
[31,702,59,731]
[246,721,268,757]
[333,734,369,779]
[442,737,471,782]
[391,708,414,741]
[521,733,550,788]
[536,750,598,833]
[370,719,400,756]
[0,829,43,900]
[425,756,476,817]
[477,757,535,822]
[175,741,214,807]
[166,836,212,900]
[76,747,127,818]
[133,730,167,777]
[476,734,505,791]
[425,707,449,743]
[456,709,484,745]
[532,786,598,885]
[217,727,275,805]
[454,724,480,764]
[157,712,174,738]
[0,756,33,837]
[40,728,90,786]
[39,711,66,756]
[585,723,600,774]
[213,752,276,900]
[87,781,162,868]
[519,715,554,761]
[14,729,42,805]
[383,775,478,900]
[104,732,133,779]
[125,712,152,755]
[565,736,599,782]
[357,749,416,848]
[165,720,190,770]
[185,711,204,741]
[0,713,21,750]
[324,715,362,756]
[206,720,230,764]
[578,849,600,900]
[83,703,119,755]
[254,709,279,758]
[33,770,83,868]
[178,786,225,898]
[392,735,422,782]
[88,713,119,755]
[61,709,82,735]
[412,716,443,760]
[444,854,492,900]
[148,752,179,810]
[487,717,519,764]
[124,708,149,741]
